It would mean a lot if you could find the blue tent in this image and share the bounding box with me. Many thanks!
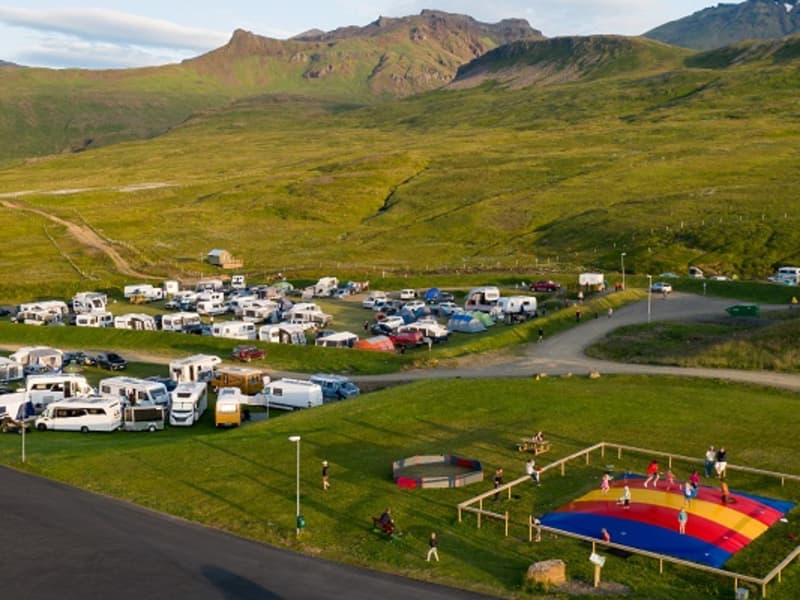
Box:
[424,288,441,302]
[448,313,486,333]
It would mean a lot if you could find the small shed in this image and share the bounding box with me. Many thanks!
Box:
[206,249,243,269]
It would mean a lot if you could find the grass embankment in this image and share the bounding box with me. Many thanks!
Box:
[1,376,799,599]
[586,310,800,372]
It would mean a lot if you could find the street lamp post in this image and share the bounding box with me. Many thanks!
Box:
[646,274,653,324]
[289,435,301,536]
[620,252,627,290]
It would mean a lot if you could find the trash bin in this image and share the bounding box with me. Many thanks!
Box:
[296,515,306,530]
[725,305,759,317]
[735,587,749,600]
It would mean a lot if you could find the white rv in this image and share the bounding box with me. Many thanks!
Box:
[98,377,169,408]
[195,279,224,292]
[241,301,279,324]
[169,354,222,383]
[464,286,501,312]
[123,284,163,301]
[211,320,257,340]
[14,308,63,326]
[493,296,538,319]
[71,292,108,314]
[229,295,258,316]
[258,323,308,345]
[10,346,63,371]
[770,266,800,285]
[169,382,208,426]
[75,311,114,328]
[114,313,157,331]
[398,321,451,342]
[230,275,246,290]
[161,312,201,332]
[313,277,339,297]
[261,378,323,411]
[362,291,387,308]
[17,301,69,319]
[0,357,24,384]
[26,373,94,413]
[163,280,180,297]
[285,303,332,328]
[578,273,605,288]
[315,332,358,348]
[35,397,122,432]
[196,299,228,316]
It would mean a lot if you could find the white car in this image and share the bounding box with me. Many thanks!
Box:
[403,300,426,312]
[709,275,732,281]
[436,301,461,316]
[378,315,405,330]
[399,289,417,300]
[651,282,673,294]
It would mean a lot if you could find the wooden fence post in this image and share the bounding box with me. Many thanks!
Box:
[505,512,509,537]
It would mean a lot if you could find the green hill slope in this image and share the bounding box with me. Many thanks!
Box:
[1,35,800,297]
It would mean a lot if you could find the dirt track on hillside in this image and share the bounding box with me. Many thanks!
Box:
[1,199,159,280]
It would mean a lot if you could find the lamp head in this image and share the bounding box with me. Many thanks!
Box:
[288,435,301,442]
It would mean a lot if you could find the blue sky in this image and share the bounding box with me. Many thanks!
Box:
[0,1,721,69]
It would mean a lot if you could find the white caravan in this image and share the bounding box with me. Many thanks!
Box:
[163,280,180,297]
[161,312,201,332]
[26,373,94,413]
[10,346,63,371]
[123,406,165,432]
[285,303,332,328]
[211,320,257,340]
[229,295,258,316]
[362,291,387,309]
[123,284,163,301]
[14,308,63,326]
[169,382,208,426]
[196,299,228,316]
[260,378,323,411]
[464,286,501,312]
[71,292,108,314]
[315,332,358,348]
[98,377,170,409]
[0,357,24,384]
[578,273,605,288]
[35,397,122,432]
[258,323,308,345]
[18,301,69,318]
[398,321,451,343]
[241,301,280,324]
[230,275,246,290]
[313,277,339,297]
[493,296,538,318]
[169,354,222,383]
[114,313,157,331]
[75,311,114,328]
[195,279,224,292]
[770,266,800,285]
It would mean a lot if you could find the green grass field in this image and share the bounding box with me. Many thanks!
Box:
[1,375,799,599]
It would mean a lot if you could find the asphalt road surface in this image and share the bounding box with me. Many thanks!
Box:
[0,467,492,600]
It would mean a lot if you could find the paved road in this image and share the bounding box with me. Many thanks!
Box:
[0,466,491,600]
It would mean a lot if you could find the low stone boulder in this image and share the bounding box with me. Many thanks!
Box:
[526,559,566,586]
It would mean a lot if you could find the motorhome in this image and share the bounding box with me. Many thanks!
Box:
[0,393,35,432]
[493,296,538,320]
[195,279,224,292]
[169,355,222,383]
[464,286,501,313]
[123,406,165,432]
[260,378,323,411]
[214,387,246,427]
[211,320,257,340]
[211,366,269,395]
[169,382,208,426]
[35,397,122,432]
[161,312,201,332]
[25,373,94,413]
[71,292,108,314]
[98,377,169,408]
[10,346,63,371]
[0,357,24,384]
[284,303,332,328]
[313,277,339,297]
[75,311,114,328]
[114,313,157,331]
[241,300,280,324]
[123,284,163,302]
[258,323,308,345]
[314,332,358,348]
[309,374,360,400]
[196,299,228,316]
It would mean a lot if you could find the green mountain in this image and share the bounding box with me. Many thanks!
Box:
[645,0,800,50]
[0,11,540,163]
[2,33,800,296]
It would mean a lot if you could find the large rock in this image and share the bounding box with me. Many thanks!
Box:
[526,559,566,586]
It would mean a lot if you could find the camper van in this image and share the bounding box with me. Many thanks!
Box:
[0,357,24,384]
[123,406,165,432]
[309,374,360,400]
[35,397,122,432]
[313,277,339,297]
[258,323,308,345]
[169,354,221,383]
[75,311,114,328]
[114,313,157,331]
[261,379,323,411]
[123,284,163,302]
[211,366,269,395]
[10,346,63,372]
[169,382,208,426]
[161,312,201,332]
[71,292,108,314]
[98,377,169,408]
[464,286,501,313]
[211,320,257,340]
[315,332,358,348]
[493,296,538,320]
[215,387,246,428]
[26,373,94,413]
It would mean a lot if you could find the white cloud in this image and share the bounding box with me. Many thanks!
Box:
[0,7,228,51]
[15,36,191,69]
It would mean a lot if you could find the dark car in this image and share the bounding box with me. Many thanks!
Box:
[145,375,178,392]
[95,352,128,371]
[184,323,212,335]
[231,345,265,362]
[530,280,562,292]
[370,322,394,336]
[63,351,96,366]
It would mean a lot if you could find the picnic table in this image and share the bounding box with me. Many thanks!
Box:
[516,438,551,455]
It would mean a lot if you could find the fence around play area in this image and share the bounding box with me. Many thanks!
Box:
[456,442,800,598]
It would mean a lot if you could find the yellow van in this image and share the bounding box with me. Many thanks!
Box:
[215,389,243,428]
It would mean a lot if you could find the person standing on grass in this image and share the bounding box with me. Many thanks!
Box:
[525,459,536,484]
[643,460,660,488]
[678,508,688,534]
[426,532,439,562]
[322,460,330,491]
[704,446,716,477]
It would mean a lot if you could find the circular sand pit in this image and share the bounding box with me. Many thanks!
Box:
[393,455,483,489]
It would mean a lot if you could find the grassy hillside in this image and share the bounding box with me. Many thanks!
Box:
[1,35,800,297]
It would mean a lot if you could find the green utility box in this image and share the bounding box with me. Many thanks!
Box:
[725,304,759,317]
[296,515,306,530]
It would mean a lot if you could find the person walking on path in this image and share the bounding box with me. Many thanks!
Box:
[678,508,688,534]
[643,460,660,488]
[537,327,544,343]
[426,532,440,562]
[715,447,728,478]
[607,307,613,318]
[322,460,330,491]
[704,446,716,478]
[493,467,504,501]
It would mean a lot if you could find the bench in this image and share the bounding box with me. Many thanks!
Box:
[517,438,551,455]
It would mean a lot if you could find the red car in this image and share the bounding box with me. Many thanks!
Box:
[231,345,265,362]
[388,330,425,351]
[530,280,561,292]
